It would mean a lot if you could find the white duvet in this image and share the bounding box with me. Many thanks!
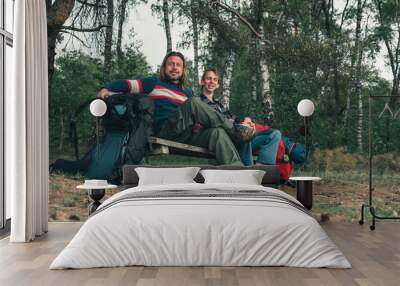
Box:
[50,183,351,269]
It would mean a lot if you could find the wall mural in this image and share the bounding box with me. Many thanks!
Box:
[47,0,400,223]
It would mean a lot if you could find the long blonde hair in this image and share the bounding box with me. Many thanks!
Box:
[159,51,188,87]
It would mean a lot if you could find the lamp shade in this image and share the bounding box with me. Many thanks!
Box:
[297,99,315,117]
[89,99,107,117]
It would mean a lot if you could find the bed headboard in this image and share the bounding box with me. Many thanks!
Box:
[122,165,281,187]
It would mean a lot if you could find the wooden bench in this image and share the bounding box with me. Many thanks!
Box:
[148,136,258,161]
[149,136,214,158]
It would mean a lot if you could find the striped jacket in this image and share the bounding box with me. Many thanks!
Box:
[105,77,193,131]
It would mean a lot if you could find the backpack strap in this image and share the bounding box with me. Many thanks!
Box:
[288,142,297,157]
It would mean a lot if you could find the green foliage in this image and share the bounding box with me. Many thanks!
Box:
[50,51,102,157]
[372,153,400,173]
[63,199,75,207]
[72,194,82,201]
[112,46,151,79]
[303,148,400,187]
[49,0,400,162]
[311,147,365,172]
[50,44,151,160]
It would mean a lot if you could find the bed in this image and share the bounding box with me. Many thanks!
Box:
[50,165,351,269]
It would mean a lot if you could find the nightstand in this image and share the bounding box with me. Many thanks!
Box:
[77,180,117,215]
[289,176,321,210]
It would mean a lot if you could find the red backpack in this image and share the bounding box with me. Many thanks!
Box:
[275,139,293,180]
[253,124,293,180]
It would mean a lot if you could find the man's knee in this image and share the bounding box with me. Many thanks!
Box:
[271,129,282,141]
[209,127,229,139]
[207,127,234,146]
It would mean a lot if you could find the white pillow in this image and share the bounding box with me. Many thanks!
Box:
[200,169,266,185]
[135,167,201,186]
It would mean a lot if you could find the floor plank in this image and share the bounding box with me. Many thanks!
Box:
[0,221,399,286]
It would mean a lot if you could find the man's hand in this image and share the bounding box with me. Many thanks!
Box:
[97,88,110,99]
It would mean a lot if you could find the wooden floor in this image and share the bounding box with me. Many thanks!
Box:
[0,221,399,286]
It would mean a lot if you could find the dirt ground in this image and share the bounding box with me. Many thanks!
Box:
[49,174,400,223]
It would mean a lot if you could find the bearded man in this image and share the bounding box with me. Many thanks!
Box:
[98,51,255,165]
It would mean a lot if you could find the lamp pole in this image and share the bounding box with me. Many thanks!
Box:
[304,116,308,159]
[89,99,107,161]
[297,99,315,163]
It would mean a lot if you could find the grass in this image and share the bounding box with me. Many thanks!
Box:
[49,149,400,223]
[145,154,217,165]
[63,199,75,207]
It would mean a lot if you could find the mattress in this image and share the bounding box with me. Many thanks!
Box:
[50,183,351,269]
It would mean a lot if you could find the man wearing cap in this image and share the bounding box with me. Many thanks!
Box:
[97,51,255,165]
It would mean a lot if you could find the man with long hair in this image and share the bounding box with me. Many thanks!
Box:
[98,51,254,165]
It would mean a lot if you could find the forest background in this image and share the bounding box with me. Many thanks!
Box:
[46,0,400,221]
[47,0,400,159]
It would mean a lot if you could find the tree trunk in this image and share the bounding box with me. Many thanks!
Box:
[355,0,364,152]
[191,0,199,89]
[103,0,114,83]
[205,20,215,66]
[221,53,234,109]
[163,0,172,53]
[357,89,363,152]
[251,38,258,105]
[58,106,64,151]
[249,71,257,117]
[47,29,60,91]
[117,0,129,70]
[46,0,76,87]
[332,52,340,126]
[220,0,240,110]
[257,1,273,122]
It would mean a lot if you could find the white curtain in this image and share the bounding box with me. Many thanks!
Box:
[7,0,49,242]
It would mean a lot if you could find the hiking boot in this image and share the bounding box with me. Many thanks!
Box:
[232,124,256,143]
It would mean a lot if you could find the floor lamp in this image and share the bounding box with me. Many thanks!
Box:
[80,99,110,214]
[89,99,108,160]
[297,99,315,159]
[290,99,317,210]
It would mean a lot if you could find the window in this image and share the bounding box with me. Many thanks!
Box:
[1,0,13,232]
[5,0,13,33]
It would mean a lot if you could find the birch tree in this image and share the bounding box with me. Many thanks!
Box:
[191,0,200,86]
[341,0,367,152]
[257,0,273,121]
[220,0,240,109]
[355,0,366,152]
